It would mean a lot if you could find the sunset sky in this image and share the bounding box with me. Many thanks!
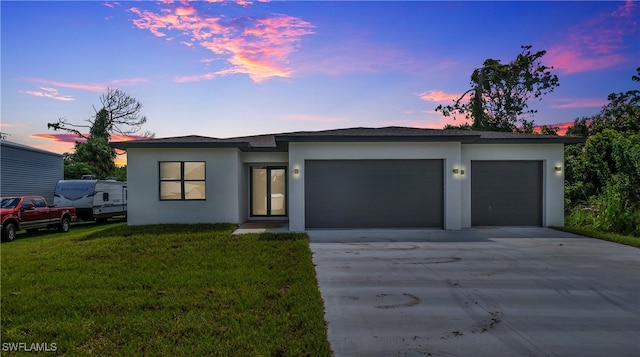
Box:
[1,1,638,161]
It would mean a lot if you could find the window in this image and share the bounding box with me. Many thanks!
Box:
[159,161,206,200]
[33,197,47,208]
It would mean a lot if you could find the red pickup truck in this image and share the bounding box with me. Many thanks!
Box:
[1,196,77,242]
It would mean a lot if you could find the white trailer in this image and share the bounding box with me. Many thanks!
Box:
[54,179,127,221]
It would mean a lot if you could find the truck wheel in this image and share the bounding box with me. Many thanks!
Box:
[59,217,71,233]
[2,223,17,242]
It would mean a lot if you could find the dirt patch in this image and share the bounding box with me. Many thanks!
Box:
[471,311,503,333]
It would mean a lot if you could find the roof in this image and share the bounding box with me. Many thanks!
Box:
[109,126,586,151]
[0,140,64,157]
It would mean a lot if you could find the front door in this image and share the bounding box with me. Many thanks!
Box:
[251,167,287,217]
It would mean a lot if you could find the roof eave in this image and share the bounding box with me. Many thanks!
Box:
[470,137,587,144]
[110,141,253,151]
[274,135,481,143]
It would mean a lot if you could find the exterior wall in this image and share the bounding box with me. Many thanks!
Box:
[288,142,462,231]
[124,142,565,229]
[126,148,242,225]
[0,140,63,204]
[240,152,289,222]
[461,144,565,228]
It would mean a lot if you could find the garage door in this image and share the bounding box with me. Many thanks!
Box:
[305,160,443,228]
[471,161,542,226]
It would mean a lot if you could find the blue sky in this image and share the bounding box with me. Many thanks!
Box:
[1,1,638,157]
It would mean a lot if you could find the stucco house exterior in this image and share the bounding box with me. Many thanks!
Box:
[111,127,584,231]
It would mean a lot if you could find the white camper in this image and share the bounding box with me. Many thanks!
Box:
[54,179,127,221]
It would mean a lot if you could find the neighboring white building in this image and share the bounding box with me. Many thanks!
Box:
[111,127,584,230]
[0,140,64,204]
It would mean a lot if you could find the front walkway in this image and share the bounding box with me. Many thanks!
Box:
[232,221,289,234]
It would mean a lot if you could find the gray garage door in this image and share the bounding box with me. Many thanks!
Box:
[305,160,443,228]
[471,161,542,226]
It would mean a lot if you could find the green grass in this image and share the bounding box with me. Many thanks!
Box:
[1,223,331,356]
[554,225,640,248]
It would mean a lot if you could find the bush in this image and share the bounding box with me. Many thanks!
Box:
[592,175,640,236]
[566,205,596,228]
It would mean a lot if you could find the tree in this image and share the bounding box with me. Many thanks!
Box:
[48,88,152,139]
[62,152,96,179]
[564,69,640,236]
[567,67,640,137]
[49,88,153,180]
[71,109,117,178]
[437,45,559,132]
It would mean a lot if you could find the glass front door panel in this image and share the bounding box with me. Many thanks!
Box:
[251,167,286,216]
[270,169,286,215]
[252,168,268,215]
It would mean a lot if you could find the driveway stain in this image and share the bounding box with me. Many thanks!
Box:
[471,311,503,333]
[375,293,421,309]
[396,256,462,265]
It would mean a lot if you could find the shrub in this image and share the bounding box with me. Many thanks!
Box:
[592,174,640,236]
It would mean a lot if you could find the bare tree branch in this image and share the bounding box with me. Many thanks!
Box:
[47,118,91,139]
[47,88,153,138]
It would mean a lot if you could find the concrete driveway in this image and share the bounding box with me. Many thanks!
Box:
[308,228,640,357]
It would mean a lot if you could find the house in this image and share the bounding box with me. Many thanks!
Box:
[0,140,64,204]
[110,127,584,231]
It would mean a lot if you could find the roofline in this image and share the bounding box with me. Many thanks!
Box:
[110,141,253,151]
[110,131,587,151]
[469,137,586,144]
[0,140,64,157]
[274,134,481,143]
[273,134,482,150]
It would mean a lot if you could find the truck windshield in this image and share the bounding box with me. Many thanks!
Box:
[1,198,21,209]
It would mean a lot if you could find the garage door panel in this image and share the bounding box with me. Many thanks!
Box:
[471,161,542,226]
[305,160,443,228]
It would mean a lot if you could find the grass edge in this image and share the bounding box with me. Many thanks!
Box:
[552,225,640,248]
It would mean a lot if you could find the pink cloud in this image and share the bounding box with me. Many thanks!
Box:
[21,78,149,101]
[422,115,472,129]
[417,90,463,102]
[110,133,151,142]
[103,2,120,9]
[19,77,150,105]
[32,133,86,144]
[32,133,149,144]
[26,78,105,92]
[533,122,573,136]
[546,1,638,74]
[551,98,609,109]
[129,3,314,83]
[545,48,625,75]
[0,122,28,130]
[20,87,75,101]
[379,112,472,130]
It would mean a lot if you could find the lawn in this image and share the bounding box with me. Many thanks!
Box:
[1,223,331,356]
[554,224,640,248]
